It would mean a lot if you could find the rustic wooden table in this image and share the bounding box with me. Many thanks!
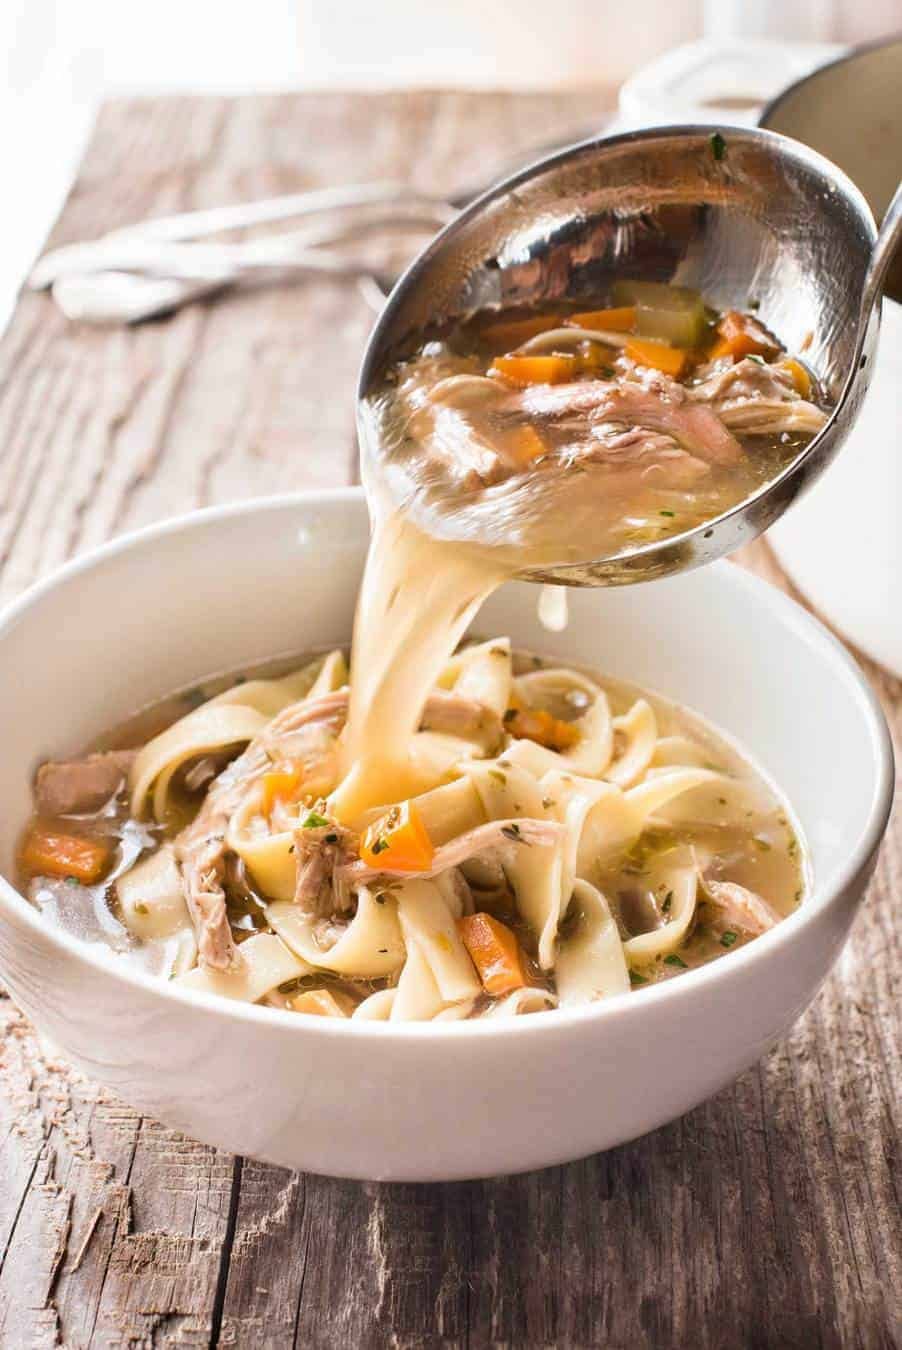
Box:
[0,91,899,1350]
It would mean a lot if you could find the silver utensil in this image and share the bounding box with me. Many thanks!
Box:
[358,123,902,586]
[29,126,605,324]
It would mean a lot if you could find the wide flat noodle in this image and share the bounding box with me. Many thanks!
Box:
[266,888,405,979]
[555,878,629,1006]
[395,877,481,1004]
[512,668,614,776]
[465,760,565,969]
[129,653,344,820]
[227,795,296,902]
[116,843,192,940]
[438,637,512,719]
[605,699,657,788]
[175,932,307,1002]
[623,862,698,967]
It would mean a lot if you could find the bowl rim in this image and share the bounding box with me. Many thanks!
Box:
[0,488,893,1042]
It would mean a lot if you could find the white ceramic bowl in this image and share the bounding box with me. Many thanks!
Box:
[0,491,892,1181]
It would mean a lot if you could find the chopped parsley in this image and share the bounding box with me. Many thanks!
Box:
[301,810,330,830]
[710,131,726,161]
[747,353,766,365]
[323,832,339,844]
[720,930,739,948]
[630,970,648,986]
[659,509,676,518]
[370,837,389,855]
[663,953,688,969]
[65,875,81,886]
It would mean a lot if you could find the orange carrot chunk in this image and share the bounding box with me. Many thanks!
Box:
[623,337,687,377]
[499,424,546,467]
[569,305,637,332]
[778,357,812,398]
[458,912,528,996]
[504,706,580,751]
[360,800,435,872]
[710,310,780,361]
[489,355,577,386]
[290,989,348,1017]
[259,768,303,815]
[20,827,110,883]
[480,314,562,348]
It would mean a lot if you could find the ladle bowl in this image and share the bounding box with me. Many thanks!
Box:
[359,124,901,584]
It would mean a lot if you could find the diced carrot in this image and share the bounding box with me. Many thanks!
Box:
[778,357,812,399]
[290,989,348,1017]
[569,305,637,332]
[361,800,435,872]
[710,310,779,361]
[458,913,527,996]
[504,707,580,751]
[259,768,303,815]
[479,314,562,348]
[499,424,546,467]
[20,827,110,883]
[489,355,577,386]
[623,337,687,377]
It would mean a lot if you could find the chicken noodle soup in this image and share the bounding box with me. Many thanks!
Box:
[19,282,816,1019]
[362,286,827,568]
[19,641,805,1019]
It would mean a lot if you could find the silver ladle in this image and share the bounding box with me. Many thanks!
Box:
[358,124,902,585]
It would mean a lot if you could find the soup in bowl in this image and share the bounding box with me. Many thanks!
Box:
[0,492,890,1179]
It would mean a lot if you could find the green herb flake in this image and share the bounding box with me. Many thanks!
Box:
[710,131,727,161]
[370,837,389,855]
[747,353,766,365]
[661,890,673,915]
[720,930,739,948]
[324,832,339,844]
[629,970,648,986]
[664,953,688,969]
[659,509,676,518]
[66,876,81,886]
[301,810,330,830]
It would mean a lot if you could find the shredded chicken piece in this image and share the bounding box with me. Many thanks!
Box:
[509,377,742,466]
[343,816,563,884]
[293,816,357,919]
[175,689,350,970]
[704,879,781,935]
[419,688,503,751]
[35,750,136,816]
[689,358,827,437]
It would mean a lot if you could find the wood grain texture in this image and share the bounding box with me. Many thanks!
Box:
[0,91,899,1350]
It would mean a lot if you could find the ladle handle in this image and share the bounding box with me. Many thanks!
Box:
[860,180,902,324]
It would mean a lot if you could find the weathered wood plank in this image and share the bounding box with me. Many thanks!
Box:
[0,89,898,1350]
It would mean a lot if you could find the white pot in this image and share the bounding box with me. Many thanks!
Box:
[0,491,892,1180]
[768,298,902,677]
